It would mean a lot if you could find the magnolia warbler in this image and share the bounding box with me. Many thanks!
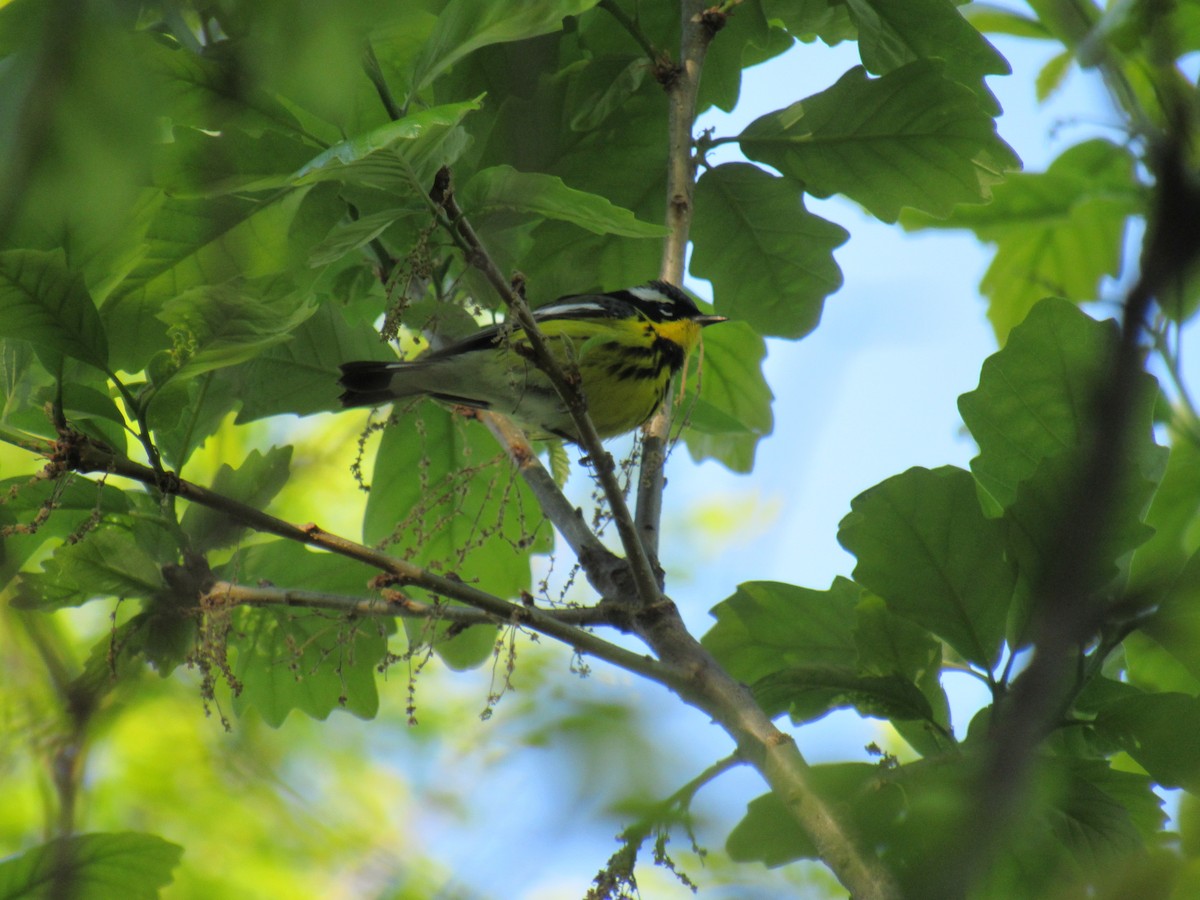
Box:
[338,281,726,442]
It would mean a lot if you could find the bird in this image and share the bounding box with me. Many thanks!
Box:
[338,280,727,442]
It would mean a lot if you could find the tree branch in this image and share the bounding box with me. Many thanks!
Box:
[936,131,1200,897]
[48,433,678,689]
[423,170,665,611]
[635,1,720,562]
[205,581,613,628]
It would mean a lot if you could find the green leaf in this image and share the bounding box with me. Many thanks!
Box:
[691,163,847,339]
[180,446,293,552]
[699,0,791,114]
[1139,549,1200,684]
[0,249,109,371]
[153,126,318,198]
[292,100,482,188]
[410,0,602,93]
[855,594,953,754]
[845,0,1010,111]
[763,0,857,44]
[959,297,1162,509]
[152,372,241,470]
[307,208,420,268]
[155,278,318,386]
[220,541,392,726]
[838,465,1013,668]
[0,832,182,900]
[903,139,1139,340]
[141,34,303,136]
[727,764,887,865]
[1002,449,1155,644]
[1036,48,1074,101]
[101,191,312,373]
[363,404,551,667]
[702,578,861,684]
[234,301,398,421]
[460,165,669,237]
[739,61,1020,223]
[231,607,386,727]
[1093,693,1200,792]
[963,4,1053,39]
[15,524,165,610]
[0,475,130,581]
[682,320,774,472]
[751,664,934,724]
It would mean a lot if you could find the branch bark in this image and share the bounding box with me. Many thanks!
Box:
[635,1,717,561]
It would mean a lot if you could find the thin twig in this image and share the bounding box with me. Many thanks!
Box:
[52,434,679,689]
[635,1,720,563]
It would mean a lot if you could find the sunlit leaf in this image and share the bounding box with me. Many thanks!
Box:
[220,541,392,727]
[0,832,182,900]
[903,139,1139,340]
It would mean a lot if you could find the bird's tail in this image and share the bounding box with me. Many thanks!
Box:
[338,361,428,408]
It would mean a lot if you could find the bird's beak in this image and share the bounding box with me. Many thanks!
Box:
[694,315,728,327]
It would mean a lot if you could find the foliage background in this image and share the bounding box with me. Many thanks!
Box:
[4,0,1200,898]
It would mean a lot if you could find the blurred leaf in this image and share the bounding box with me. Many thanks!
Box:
[180,446,293,552]
[0,249,109,372]
[410,0,603,92]
[903,139,1139,340]
[154,126,318,198]
[1130,433,1200,592]
[839,465,1013,668]
[846,0,1010,111]
[1036,48,1074,101]
[691,163,847,339]
[101,191,313,373]
[141,34,303,135]
[740,62,1019,223]
[682,320,774,472]
[0,832,182,900]
[156,279,318,386]
[1003,448,1155,646]
[1093,693,1200,792]
[703,578,861,684]
[293,100,482,189]
[959,298,1163,508]
[964,4,1053,39]
[460,165,669,237]
[1140,547,1200,683]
